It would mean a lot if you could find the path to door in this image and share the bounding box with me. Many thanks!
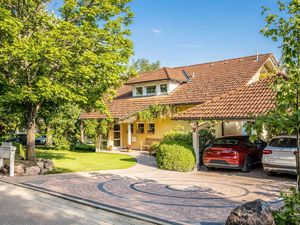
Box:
[1,151,296,225]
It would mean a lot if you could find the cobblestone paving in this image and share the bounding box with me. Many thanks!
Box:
[3,151,296,225]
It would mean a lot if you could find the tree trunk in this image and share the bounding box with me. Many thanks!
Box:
[26,105,39,160]
[95,132,102,152]
[80,120,85,144]
[45,125,53,146]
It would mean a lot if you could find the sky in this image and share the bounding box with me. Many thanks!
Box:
[48,0,281,67]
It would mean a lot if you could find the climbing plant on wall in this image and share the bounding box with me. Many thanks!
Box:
[137,104,177,121]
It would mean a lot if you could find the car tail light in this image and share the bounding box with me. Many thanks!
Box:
[263,149,272,154]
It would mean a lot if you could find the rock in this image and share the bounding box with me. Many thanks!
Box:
[40,168,49,174]
[1,167,8,174]
[226,199,275,225]
[25,166,40,176]
[36,161,44,169]
[44,160,54,171]
[14,164,25,175]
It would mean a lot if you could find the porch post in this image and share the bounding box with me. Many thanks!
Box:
[127,124,132,148]
[192,122,200,170]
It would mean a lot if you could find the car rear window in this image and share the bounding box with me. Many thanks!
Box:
[212,138,240,146]
[269,138,297,147]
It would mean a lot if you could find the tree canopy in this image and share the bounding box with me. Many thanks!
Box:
[131,58,161,73]
[250,0,300,191]
[0,0,134,159]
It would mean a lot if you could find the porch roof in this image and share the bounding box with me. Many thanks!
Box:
[173,77,276,121]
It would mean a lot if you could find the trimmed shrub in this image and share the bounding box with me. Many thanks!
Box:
[156,143,195,172]
[160,129,192,146]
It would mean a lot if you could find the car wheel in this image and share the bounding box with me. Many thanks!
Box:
[241,157,252,173]
[266,171,277,176]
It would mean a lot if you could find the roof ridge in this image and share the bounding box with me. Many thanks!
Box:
[173,53,273,69]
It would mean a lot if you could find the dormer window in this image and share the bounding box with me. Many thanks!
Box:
[160,84,168,94]
[135,86,143,96]
[146,85,156,95]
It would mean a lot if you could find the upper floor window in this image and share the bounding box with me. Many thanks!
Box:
[135,86,143,96]
[160,84,168,94]
[146,85,156,95]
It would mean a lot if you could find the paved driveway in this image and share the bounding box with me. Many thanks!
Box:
[2,152,296,225]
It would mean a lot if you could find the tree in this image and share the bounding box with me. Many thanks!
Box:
[131,58,161,73]
[37,103,81,147]
[251,0,300,191]
[0,0,134,160]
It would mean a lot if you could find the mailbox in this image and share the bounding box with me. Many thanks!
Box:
[0,142,16,177]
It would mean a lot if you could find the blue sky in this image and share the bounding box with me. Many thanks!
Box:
[48,0,281,67]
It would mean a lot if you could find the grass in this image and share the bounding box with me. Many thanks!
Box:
[36,149,136,173]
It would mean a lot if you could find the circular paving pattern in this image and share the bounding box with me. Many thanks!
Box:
[97,178,251,208]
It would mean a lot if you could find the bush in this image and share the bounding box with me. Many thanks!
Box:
[273,188,300,225]
[156,143,195,172]
[69,143,95,152]
[160,128,192,146]
[12,141,26,160]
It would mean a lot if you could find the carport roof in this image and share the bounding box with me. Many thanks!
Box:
[173,76,276,121]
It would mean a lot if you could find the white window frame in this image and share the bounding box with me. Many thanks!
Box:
[135,86,143,96]
[145,85,157,96]
[159,83,168,95]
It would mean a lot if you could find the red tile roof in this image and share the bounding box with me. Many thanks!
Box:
[173,77,276,120]
[81,53,275,120]
[125,67,188,84]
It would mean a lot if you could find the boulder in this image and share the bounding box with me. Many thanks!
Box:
[226,199,275,225]
[44,160,54,171]
[25,166,40,176]
[14,164,25,175]
[36,161,44,169]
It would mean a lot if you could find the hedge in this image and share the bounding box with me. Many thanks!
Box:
[156,143,195,172]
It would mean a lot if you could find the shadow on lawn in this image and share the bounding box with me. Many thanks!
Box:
[36,151,75,161]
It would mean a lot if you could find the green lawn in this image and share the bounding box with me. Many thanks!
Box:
[36,149,136,173]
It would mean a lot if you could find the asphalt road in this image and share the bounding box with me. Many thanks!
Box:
[0,181,154,225]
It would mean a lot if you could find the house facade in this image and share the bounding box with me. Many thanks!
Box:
[80,53,278,150]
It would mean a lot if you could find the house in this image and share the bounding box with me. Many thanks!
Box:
[80,53,278,150]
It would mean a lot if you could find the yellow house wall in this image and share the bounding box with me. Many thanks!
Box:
[120,117,192,149]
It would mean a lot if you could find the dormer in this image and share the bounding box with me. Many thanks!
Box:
[125,67,189,97]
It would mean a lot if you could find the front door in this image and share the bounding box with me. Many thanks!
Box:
[113,124,121,150]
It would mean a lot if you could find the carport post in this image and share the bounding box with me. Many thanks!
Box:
[192,122,200,170]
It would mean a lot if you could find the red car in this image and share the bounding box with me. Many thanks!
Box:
[203,136,267,172]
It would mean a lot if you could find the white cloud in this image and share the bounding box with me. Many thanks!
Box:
[150,28,162,34]
[176,44,205,48]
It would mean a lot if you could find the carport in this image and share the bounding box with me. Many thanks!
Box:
[173,77,275,170]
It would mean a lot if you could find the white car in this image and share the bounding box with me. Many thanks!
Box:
[262,135,298,175]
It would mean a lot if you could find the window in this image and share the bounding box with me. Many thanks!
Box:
[212,138,240,146]
[137,123,144,134]
[269,138,297,147]
[135,87,143,96]
[147,123,155,134]
[160,84,168,94]
[146,85,156,95]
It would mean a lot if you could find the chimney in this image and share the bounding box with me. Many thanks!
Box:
[256,50,259,61]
